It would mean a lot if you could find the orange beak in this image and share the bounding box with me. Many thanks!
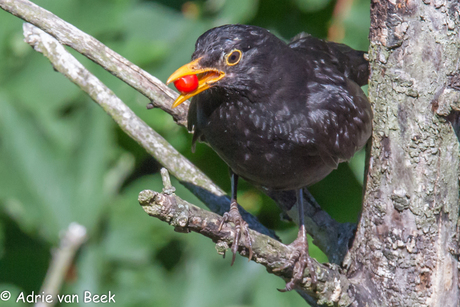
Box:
[167,57,225,108]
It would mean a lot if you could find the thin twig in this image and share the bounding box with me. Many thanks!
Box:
[36,223,87,307]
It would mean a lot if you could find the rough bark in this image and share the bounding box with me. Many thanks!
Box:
[344,1,460,306]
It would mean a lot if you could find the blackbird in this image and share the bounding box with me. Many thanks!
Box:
[167,24,372,291]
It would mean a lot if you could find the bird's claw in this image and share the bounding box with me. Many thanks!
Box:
[218,201,253,265]
[274,232,316,292]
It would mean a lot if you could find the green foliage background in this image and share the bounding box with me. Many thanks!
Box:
[0,0,369,306]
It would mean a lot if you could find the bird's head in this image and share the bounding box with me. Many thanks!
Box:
[167,24,285,108]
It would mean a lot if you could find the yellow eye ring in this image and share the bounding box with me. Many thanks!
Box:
[226,49,242,66]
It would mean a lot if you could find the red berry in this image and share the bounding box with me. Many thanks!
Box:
[174,74,199,94]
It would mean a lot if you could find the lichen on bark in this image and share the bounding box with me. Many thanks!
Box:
[345,1,460,305]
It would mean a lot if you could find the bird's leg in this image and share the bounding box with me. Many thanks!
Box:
[218,172,253,265]
[275,188,317,292]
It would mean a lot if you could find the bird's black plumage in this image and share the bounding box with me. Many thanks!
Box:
[187,25,372,190]
[168,24,372,291]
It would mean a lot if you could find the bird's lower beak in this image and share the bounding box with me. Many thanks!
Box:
[166,57,225,108]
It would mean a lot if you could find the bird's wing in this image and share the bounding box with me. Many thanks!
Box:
[288,34,369,86]
[287,78,372,169]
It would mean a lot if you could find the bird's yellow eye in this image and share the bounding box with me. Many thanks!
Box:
[226,49,242,66]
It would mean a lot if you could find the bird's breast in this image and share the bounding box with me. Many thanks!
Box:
[196,99,332,190]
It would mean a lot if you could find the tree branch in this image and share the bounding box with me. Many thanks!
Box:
[139,169,356,306]
[36,223,87,307]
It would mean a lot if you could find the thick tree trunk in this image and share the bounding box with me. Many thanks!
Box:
[345,1,460,305]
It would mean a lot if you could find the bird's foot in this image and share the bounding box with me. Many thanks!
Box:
[218,200,253,265]
[273,228,316,292]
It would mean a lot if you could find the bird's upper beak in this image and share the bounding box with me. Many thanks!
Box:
[167,57,225,108]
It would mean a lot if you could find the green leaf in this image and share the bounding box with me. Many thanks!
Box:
[69,104,113,230]
[0,94,114,241]
[0,96,67,240]
[103,174,168,264]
